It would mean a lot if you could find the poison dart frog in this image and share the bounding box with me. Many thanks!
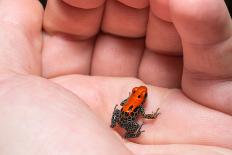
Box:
[110,86,160,138]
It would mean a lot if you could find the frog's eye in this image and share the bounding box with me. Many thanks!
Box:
[138,95,141,98]
[132,87,138,94]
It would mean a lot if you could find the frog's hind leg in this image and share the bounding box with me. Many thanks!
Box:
[111,105,121,128]
[124,122,144,139]
[140,107,160,119]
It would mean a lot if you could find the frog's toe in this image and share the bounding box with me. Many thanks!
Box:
[140,130,145,133]
[114,104,118,110]
[110,124,115,128]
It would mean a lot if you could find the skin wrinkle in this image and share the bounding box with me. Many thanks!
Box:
[183,67,232,81]
[182,33,232,47]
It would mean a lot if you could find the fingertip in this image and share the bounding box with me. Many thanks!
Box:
[43,0,104,39]
[62,0,105,9]
[117,0,149,9]
[170,0,232,44]
[149,0,171,21]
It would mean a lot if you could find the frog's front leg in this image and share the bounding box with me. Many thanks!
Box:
[110,105,121,128]
[140,107,160,119]
[120,98,128,106]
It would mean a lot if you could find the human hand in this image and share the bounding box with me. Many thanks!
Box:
[0,0,231,154]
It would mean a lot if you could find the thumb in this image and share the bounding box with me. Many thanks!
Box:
[170,0,232,114]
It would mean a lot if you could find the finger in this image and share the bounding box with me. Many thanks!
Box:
[144,0,183,87]
[127,143,232,155]
[102,0,148,37]
[42,35,94,78]
[0,0,43,75]
[138,49,183,88]
[170,0,232,114]
[0,74,131,155]
[43,0,104,40]
[147,2,182,55]
[91,34,144,77]
[52,75,232,148]
[42,0,105,77]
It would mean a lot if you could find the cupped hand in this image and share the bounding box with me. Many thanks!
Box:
[0,0,231,154]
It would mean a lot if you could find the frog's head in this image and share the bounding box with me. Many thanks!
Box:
[123,86,148,114]
[131,86,148,102]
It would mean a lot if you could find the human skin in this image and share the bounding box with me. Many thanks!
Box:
[0,0,231,154]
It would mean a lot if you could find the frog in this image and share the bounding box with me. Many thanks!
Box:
[110,86,160,139]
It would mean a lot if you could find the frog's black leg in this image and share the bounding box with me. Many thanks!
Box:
[120,98,128,106]
[140,107,160,119]
[111,105,121,128]
[124,121,144,138]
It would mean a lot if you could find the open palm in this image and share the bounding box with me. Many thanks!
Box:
[0,0,231,154]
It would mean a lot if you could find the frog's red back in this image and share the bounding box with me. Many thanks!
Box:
[122,86,147,115]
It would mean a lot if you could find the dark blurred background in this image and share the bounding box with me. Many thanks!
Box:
[225,0,231,17]
[40,0,47,8]
[39,0,231,18]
